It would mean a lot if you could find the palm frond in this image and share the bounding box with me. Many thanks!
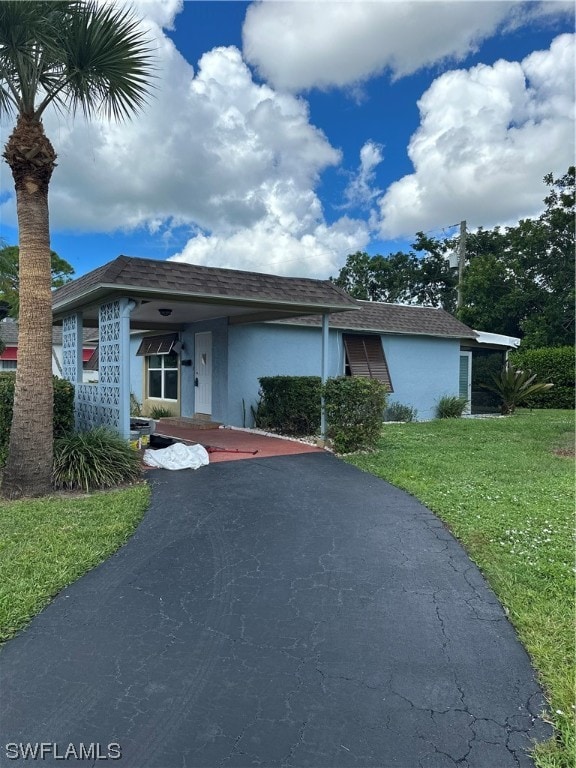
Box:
[0,1,76,116]
[0,0,154,122]
[36,2,155,121]
[481,365,553,414]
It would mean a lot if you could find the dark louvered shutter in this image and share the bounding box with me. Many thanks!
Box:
[343,334,393,391]
[136,333,178,356]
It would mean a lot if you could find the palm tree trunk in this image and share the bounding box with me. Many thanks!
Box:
[1,116,57,498]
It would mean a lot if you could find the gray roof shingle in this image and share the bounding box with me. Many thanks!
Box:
[52,256,358,312]
[0,320,98,346]
[273,300,476,339]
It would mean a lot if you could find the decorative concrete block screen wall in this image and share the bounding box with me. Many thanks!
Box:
[61,298,133,437]
[61,313,83,382]
[95,300,122,431]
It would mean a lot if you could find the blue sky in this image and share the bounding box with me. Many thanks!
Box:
[0,0,574,280]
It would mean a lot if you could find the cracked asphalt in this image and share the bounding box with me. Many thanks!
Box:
[0,453,551,768]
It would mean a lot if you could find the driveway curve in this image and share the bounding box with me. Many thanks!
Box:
[0,453,550,768]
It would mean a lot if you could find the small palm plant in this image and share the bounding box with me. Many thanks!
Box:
[481,365,553,415]
[53,428,142,493]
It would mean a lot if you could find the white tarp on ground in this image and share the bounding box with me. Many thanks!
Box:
[143,442,209,470]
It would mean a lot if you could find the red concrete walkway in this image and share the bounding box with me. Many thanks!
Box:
[152,422,325,463]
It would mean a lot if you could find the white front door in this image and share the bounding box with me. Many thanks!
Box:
[194,332,212,415]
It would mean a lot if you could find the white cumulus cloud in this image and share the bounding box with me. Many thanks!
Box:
[378,33,575,237]
[130,0,183,30]
[243,0,573,92]
[0,3,369,278]
[170,204,369,278]
[344,140,384,208]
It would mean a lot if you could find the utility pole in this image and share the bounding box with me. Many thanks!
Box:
[456,219,466,310]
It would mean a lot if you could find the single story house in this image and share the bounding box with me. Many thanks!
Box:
[52,256,518,437]
[0,318,98,381]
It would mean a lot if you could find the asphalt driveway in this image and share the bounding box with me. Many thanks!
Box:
[0,453,550,768]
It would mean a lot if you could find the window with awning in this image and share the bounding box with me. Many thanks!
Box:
[136,333,178,357]
[0,347,17,361]
[147,353,178,400]
[343,333,393,391]
[84,347,99,371]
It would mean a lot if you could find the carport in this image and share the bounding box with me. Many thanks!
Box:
[52,255,358,438]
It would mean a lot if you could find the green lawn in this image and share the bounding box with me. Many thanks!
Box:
[0,484,149,643]
[346,410,574,768]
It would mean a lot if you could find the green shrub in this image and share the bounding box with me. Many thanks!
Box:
[149,405,175,419]
[510,346,574,409]
[53,427,142,492]
[436,395,468,419]
[323,377,387,453]
[53,378,75,436]
[130,392,143,416]
[254,376,322,436]
[0,374,74,466]
[481,365,553,415]
[384,402,418,422]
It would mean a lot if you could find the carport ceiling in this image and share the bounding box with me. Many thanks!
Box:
[71,297,314,330]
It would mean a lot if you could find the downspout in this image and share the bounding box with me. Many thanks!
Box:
[52,347,63,377]
[320,312,329,441]
[119,299,137,439]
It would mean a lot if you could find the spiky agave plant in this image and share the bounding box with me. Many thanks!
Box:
[481,365,553,415]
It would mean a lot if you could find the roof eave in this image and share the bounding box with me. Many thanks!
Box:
[268,318,476,339]
[52,283,359,322]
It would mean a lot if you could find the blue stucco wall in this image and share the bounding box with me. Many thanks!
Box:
[129,319,229,421]
[382,334,461,420]
[227,325,460,425]
[227,323,342,427]
[180,318,229,423]
[129,321,461,427]
[129,335,144,404]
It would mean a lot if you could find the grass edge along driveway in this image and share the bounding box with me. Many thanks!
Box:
[346,410,574,768]
[0,484,150,644]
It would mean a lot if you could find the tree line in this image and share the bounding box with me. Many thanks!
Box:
[332,167,575,349]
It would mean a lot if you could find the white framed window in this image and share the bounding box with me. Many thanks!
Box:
[147,352,178,400]
[0,360,17,371]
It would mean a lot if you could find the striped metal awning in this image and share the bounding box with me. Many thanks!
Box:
[0,347,17,361]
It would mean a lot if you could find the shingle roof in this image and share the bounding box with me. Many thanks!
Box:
[52,256,358,313]
[0,320,98,346]
[273,300,476,339]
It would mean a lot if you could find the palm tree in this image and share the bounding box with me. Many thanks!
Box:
[0,1,153,497]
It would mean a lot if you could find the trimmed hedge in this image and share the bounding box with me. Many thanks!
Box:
[510,346,574,409]
[252,374,388,451]
[324,377,387,453]
[254,376,322,436]
[0,373,75,466]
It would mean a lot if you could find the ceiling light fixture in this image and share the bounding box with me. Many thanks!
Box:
[158,308,172,317]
